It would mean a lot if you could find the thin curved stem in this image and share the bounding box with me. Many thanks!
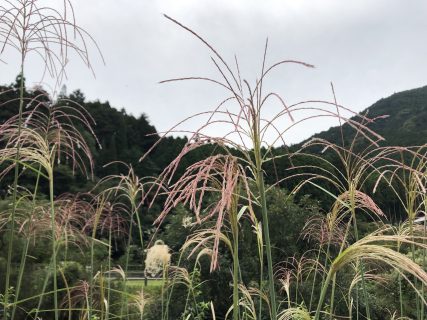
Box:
[49,171,59,320]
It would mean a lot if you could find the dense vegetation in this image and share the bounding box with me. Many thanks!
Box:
[1,2,427,320]
[310,85,427,148]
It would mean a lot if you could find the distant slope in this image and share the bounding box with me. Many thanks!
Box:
[305,85,427,147]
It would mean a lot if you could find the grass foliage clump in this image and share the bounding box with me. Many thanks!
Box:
[1,2,427,320]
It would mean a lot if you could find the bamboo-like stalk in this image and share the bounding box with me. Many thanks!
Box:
[315,266,334,320]
[48,165,59,320]
[255,222,264,320]
[308,247,322,311]
[120,208,134,319]
[107,227,113,320]
[349,186,371,319]
[11,165,42,320]
[257,172,277,318]
[251,107,278,318]
[329,273,337,320]
[59,268,73,320]
[421,199,427,319]
[89,201,103,320]
[396,227,404,317]
[161,262,170,320]
[4,67,25,319]
[230,196,240,320]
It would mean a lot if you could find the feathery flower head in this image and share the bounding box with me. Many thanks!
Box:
[144,240,171,277]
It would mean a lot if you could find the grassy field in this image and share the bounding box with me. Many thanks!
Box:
[123,279,163,296]
[125,279,163,289]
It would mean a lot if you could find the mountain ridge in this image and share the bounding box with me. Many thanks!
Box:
[302,85,427,148]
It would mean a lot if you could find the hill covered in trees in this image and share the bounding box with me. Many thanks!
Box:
[2,77,427,195]
[307,85,427,147]
[0,77,221,195]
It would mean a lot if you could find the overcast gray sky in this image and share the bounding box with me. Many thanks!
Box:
[1,0,426,145]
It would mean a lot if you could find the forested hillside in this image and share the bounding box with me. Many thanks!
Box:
[2,77,426,213]
[308,85,427,147]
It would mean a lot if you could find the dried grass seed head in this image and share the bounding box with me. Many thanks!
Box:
[0,92,98,178]
[144,240,171,277]
[0,0,104,86]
